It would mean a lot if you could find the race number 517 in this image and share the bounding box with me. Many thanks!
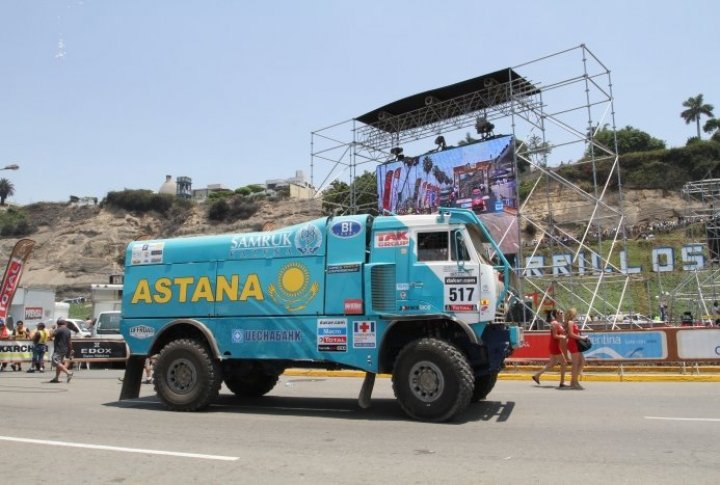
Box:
[445,286,477,311]
[448,286,474,302]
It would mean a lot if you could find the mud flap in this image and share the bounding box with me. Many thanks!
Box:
[119,355,145,400]
[357,372,376,409]
[481,324,511,373]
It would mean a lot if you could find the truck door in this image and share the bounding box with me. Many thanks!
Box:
[411,228,481,322]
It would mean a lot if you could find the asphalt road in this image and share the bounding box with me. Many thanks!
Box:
[0,370,718,484]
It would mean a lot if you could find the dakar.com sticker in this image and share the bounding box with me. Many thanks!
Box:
[352,321,376,349]
[317,318,347,352]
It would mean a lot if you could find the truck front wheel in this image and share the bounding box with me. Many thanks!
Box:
[392,338,473,422]
[154,339,221,411]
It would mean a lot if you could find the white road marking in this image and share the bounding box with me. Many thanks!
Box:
[644,416,720,422]
[0,435,238,461]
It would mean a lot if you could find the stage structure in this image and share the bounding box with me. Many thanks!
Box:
[311,44,634,329]
[666,179,720,322]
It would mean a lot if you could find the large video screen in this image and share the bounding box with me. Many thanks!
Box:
[376,135,518,254]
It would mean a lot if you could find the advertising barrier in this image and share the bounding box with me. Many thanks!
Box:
[509,327,720,363]
[0,338,127,365]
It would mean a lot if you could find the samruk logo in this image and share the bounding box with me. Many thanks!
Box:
[268,262,319,312]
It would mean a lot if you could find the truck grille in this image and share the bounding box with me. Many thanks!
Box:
[370,264,396,313]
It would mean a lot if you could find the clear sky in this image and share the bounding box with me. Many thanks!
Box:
[0,0,718,205]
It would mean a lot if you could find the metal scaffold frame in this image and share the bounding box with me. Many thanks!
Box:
[664,179,720,323]
[311,44,632,330]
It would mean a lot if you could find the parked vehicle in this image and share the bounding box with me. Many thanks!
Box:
[93,311,123,339]
[119,209,521,422]
[65,318,91,338]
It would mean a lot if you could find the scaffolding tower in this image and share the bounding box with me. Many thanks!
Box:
[311,44,631,329]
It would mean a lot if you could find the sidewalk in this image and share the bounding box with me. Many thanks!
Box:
[284,365,720,382]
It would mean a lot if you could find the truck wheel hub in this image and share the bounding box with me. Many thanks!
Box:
[167,358,197,393]
[409,361,444,402]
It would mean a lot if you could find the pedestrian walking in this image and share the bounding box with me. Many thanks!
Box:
[565,308,589,390]
[49,319,74,383]
[532,309,568,388]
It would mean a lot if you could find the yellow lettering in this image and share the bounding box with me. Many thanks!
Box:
[153,278,172,303]
[216,275,239,301]
[191,276,215,302]
[239,274,264,301]
[131,279,152,304]
[174,277,194,303]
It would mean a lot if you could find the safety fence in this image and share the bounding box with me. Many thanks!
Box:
[0,338,127,366]
[510,327,720,363]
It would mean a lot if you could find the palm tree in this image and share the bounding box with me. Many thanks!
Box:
[704,118,720,139]
[0,178,15,205]
[681,94,715,139]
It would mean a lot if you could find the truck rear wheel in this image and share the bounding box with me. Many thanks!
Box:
[154,339,221,411]
[224,370,279,397]
[471,372,498,402]
[392,338,473,422]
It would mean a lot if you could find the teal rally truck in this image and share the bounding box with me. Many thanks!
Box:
[119,208,522,422]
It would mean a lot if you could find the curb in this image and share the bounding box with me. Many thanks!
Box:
[283,369,720,382]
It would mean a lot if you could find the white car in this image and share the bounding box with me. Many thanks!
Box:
[65,318,92,338]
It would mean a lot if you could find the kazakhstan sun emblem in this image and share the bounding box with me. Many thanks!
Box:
[268,262,319,312]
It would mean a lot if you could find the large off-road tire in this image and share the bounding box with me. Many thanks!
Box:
[392,338,473,422]
[224,369,279,397]
[154,339,221,411]
[471,372,498,402]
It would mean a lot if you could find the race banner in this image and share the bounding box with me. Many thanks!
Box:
[71,339,128,361]
[0,239,36,320]
[0,339,34,361]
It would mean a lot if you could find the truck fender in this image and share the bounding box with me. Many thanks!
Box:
[149,318,222,360]
[383,315,479,345]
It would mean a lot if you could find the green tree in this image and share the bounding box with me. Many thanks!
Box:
[681,94,715,139]
[0,178,15,205]
[704,118,720,141]
[592,125,666,154]
[321,171,378,215]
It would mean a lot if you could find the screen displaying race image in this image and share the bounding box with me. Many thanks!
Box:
[376,134,518,254]
[376,135,516,215]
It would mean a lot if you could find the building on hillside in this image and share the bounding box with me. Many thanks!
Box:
[69,196,99,206]
[176,176,192,199]
[158,175,193,199]
[266,170,315,200]
[192,183,233,202]
[159,175,177,195]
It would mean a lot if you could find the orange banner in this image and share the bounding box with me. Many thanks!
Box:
[0,239,35,320]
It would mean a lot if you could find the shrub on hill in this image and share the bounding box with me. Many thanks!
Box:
[558,140,720,190]
[0,207,35,237]
[207,195,260,222]
[103,190,175,214]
